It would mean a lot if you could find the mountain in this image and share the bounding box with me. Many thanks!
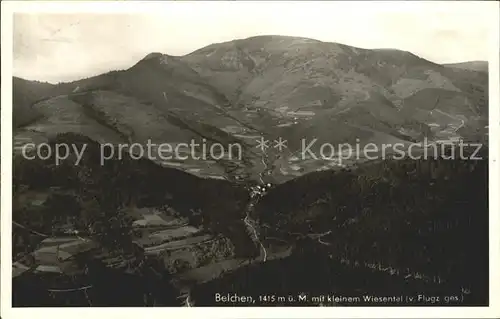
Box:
[13,35,488,183]
[12,35,489,306]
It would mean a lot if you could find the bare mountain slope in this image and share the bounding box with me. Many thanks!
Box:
[13,35,488,183]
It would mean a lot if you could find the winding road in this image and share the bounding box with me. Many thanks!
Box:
[244,214,267,262]
[181,151,271,307]
[181,146,272,306]
[244,148,272,262]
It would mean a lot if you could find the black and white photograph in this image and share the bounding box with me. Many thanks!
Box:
[2,0,499,317]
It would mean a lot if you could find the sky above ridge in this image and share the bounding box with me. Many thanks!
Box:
[12,1,497,83]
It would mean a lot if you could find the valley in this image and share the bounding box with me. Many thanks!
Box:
[11,35,489,307]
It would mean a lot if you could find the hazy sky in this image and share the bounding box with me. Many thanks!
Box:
[12,1,498,83]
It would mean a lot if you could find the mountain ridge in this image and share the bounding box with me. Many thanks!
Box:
[13,35,488,183]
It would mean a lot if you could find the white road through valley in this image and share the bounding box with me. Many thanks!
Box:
[182,151,270,306]
[244,215,267,262]
[244,150,271,262]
